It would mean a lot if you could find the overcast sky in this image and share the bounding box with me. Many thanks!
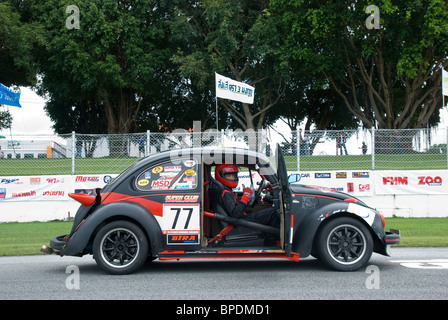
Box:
[0,87,54,136]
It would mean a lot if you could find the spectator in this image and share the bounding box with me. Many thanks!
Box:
[260,125,270,156]
[0,146,4,159]
[393,131,402,154]
[76,138,82,158]
[303,132,310,156]
[337,131,348,155]
[138,135,146,157]
[361,141,367,155]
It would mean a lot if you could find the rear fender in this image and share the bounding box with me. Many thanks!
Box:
[62,202,163,256]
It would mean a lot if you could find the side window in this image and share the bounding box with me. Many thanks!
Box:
[136,158,199,191]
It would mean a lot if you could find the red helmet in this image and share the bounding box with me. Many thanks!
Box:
[215,164,239,188]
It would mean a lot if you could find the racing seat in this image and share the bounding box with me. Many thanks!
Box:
[204,165,279,245]
[204,166,235,243]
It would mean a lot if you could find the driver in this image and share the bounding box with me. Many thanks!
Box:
[213,164,279,228]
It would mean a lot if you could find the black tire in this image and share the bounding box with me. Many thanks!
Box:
[93,221,149,275]
[315,217,373,271]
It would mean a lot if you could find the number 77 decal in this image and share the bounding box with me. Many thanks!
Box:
[162,204,200,235]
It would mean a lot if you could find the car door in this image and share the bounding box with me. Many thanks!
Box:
[276,143,293,256]
[134,157,202,250]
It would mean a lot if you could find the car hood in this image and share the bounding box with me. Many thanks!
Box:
[290,183,365,204]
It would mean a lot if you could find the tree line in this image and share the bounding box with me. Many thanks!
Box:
[1,0,447,134]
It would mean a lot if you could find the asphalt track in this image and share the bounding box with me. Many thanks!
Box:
[0,247,447,301]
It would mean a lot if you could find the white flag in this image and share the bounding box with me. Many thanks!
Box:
[443,69,448,96]
[215,73,255,104]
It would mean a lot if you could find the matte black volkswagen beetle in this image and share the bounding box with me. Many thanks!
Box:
[42,145,400,274]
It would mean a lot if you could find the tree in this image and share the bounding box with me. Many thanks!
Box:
[172,0,286,130]
[0,110,12,130]
[0,1,43,130]
[272,0,448,129]
[0,1,42,87]
[34,0,178,135]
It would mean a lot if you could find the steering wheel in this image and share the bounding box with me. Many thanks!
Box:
[251,178,269,208]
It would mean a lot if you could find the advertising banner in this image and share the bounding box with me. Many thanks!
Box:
[1,171,446,203]
[287,171,374,196]
[0,174,117,201]
[0,176,70,201]
[375,170,448,195]
[72,174,117,195]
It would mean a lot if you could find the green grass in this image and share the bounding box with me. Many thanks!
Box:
[0,220,72,256]
[0,157,138,175]
[0,153,446,176]
[385,217,448,247]
[287,154,448,171]
[0,218,447,256]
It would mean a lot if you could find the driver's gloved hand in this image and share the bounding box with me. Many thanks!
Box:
[241,187,253,205]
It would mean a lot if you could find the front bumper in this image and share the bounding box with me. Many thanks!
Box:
[381,229,400,256]
[385,229,400,245]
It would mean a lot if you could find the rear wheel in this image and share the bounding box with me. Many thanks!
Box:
[315,217,373,271]
[93,221,148,275]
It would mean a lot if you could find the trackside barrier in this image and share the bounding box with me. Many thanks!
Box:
[0,170,447,222]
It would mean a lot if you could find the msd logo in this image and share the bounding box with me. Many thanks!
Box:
[383,177,408,185]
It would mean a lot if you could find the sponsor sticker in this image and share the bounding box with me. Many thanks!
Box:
[152,166,163,174]
[137,179,150,187]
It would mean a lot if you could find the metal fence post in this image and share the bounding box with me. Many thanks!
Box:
[71,131,76,175]
[296,127,300,171]
[146,130,150,157]
[371,127,375,170]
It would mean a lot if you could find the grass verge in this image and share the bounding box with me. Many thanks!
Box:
[1,153,447,176]
[385,217,448,247]
[0,218,447,256]
[0,220,72,256]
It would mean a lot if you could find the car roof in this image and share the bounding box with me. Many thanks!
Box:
[134,146,275,174]
[103,147,277,191]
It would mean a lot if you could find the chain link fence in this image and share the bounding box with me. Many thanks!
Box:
[0,127,447,176]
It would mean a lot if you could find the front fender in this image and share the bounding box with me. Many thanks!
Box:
[292,201,384,257]
[62,202,163,257]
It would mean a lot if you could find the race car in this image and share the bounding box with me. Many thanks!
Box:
[42,144,400,274]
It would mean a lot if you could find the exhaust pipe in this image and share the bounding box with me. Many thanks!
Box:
[40,245,54,255]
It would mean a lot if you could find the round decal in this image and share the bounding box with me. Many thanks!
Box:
[185,169,196,176]
[152,166,163,174]
[137,179,150,187]
[183,160,196,167]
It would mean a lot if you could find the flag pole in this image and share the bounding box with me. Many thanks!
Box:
[216,97,218,130]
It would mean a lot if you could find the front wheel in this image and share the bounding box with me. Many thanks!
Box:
[315,217,373,271]
[93,221,149,275]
